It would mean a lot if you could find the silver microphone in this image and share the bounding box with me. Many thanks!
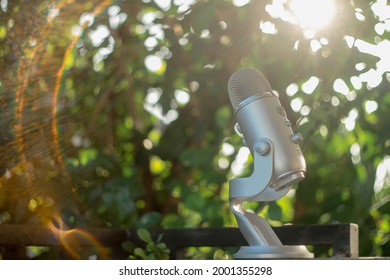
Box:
[228,68,306,191]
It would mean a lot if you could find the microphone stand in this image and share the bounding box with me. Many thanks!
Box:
[229,139,314,259]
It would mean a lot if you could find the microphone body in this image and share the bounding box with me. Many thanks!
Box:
[227,68,314,259]
[228,68,306,191]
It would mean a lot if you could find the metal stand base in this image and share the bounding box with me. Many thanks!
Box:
[234,245,314,259]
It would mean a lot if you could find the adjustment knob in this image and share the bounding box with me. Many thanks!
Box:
[255,139,270,155]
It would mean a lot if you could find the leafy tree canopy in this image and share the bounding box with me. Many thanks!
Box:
[0,0,389,258]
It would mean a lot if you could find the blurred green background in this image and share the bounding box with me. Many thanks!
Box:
[0,0,389,259]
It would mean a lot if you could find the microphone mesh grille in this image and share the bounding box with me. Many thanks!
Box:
[228,68,272,110]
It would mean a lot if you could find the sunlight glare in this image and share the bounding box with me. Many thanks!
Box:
[222,142,235,156]
[1,0,7,12]
[342,108,358,131]
[154,0,172,11]
[286,83,298,96]
[374,156,390,193]
[289,0,336,31]
[291,97,303,112]
[231,147,250,176]
[302,76,320,94]
[365,100,378,114]
[144,55,164,72]
[333,78,349,95]
[233,0,250,7]
[174,89,190,105]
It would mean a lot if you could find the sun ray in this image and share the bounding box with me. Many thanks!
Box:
[289,0,336,31]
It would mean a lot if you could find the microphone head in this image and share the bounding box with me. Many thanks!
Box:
[228,68,272,111]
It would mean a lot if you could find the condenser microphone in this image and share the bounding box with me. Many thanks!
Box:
[228,68,306,191]
[227,68,313,259]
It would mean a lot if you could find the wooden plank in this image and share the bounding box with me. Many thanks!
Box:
[149,224,359,258]
[0,224,359,258]
[0,224,130,247]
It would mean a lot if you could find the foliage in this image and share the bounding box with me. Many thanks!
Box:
[0,0,389,258]
[129,228,169,260]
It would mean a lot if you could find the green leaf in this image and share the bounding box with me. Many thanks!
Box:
[79,149,98,166]
[146,243,155,252]
[137,228,152,243]
[268,202,282,221]
[179,147,214,167]
[149,155,167,175]
[0,26,7,40]
[184,192,205,211]
[156,243,167,250]
[137,212,162,228]
[134,248,147,259]
[377,197,390,214]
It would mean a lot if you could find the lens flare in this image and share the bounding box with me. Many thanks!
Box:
[48,216,111,259]
[1,0,114,224]
[51,0,112,196]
